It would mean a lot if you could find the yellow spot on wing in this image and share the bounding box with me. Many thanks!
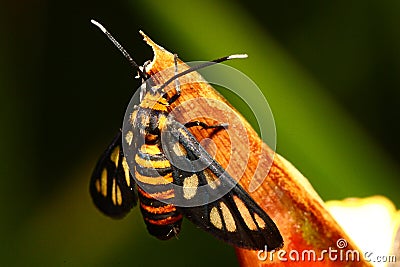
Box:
[204,169,221,190]
[110,146,120,167]
[210,207,223,230]
[122,157,130,187]
[125,131,133,146]
[116,184,122,206]
[254,213,266,229]
[220,202,236,232]
[95,179,101,193]
[112,178,117,205]
[129,110,138,125]
[233,196,257,231]
[183,174,199,199]
[111,178,123,206]
[172,142,187,156]
[101,168,107,197]
[178,128,190,139]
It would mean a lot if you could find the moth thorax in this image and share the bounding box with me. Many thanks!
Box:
[145,133,159,143]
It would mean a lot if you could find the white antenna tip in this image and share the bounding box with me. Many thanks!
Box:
[91,19,107,33]
[227,54,248,60]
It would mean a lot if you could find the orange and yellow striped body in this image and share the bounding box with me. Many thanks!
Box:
[131,91,183,239]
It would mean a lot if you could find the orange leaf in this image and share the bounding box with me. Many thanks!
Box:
[142,32,372,267]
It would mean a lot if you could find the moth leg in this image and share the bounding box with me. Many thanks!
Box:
[166,225,181,240]
[166,54,182,104]
[184,121,229,130]
[141,60,152,79]
[173,54,181,95]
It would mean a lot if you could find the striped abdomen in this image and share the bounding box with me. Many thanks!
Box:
[134,142,182,240]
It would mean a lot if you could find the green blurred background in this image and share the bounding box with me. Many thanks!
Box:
[1,0,399,266]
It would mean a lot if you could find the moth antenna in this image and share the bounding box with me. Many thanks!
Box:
[159,54,248,92]
[91,19,147,80]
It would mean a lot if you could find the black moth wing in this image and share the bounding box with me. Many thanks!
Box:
[90,130,138,218]
[164,120,283,251]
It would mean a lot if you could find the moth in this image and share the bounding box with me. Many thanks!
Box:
[89,20,283,251]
